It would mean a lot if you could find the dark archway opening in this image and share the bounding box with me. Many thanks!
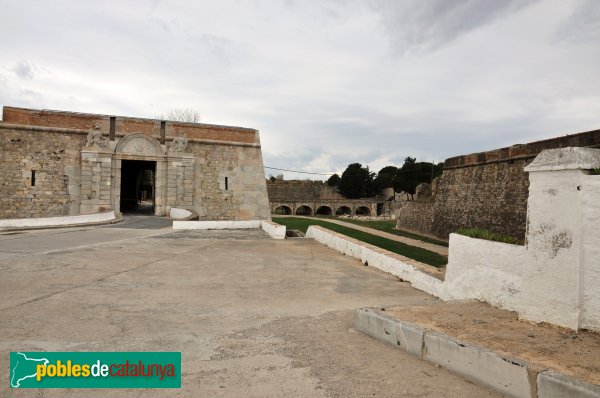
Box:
[295,205,313,216]
[355,206,371,216]
[120,160,156,214]
[274,205,292,215]
[335,206,352,216]
[315,206,333,216]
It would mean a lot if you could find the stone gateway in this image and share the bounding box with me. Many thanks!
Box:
[0,107,271,220]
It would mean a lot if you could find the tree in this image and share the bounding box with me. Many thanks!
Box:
[157,108,201,123]
[338,163,377,199]
[373,166,398,193]
[392,157,443,200]
[326,173,341,187]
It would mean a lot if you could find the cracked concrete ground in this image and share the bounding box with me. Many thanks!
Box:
[0,221,501,397]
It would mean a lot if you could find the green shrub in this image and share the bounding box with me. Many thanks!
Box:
[591,168,600,175]
[456,227,523,245]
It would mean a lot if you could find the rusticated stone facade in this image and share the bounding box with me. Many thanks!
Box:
[0,106,271,221]
[396,128,600,240]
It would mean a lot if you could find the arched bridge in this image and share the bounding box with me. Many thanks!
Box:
[269,199,380,217]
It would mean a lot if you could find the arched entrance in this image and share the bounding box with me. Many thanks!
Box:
[274,205,292,215]
[335,206,352,216]
[113,134,167,216]
[120,160,156,214]
[355,206,371,216]
[315,205,333,215]
[295,205,313,216]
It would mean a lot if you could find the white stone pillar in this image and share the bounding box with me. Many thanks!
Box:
[520,147,600,330]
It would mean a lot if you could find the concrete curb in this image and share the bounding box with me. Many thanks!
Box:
[260,220,286,239]
[354,307,600,398]
[305,225,445,298]
[0,212,123,232]
[173,219,286,240]
[0,210,117,229]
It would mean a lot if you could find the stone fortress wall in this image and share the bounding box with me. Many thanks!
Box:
[266,180,345,201]
[0,126,86,218]
[0,107,271,221]
[396,128,600,239]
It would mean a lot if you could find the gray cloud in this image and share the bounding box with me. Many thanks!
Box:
[12,62,35,80]
[369,0,539,55]
[0,0,599,180]
[555,0,600,44]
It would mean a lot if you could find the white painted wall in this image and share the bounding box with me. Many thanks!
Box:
[304,148,600,331]
[443,234,526,312]
[581,175,600,330]
[306,225,444,297]
[260,221,286,239]
[441,148,600,331]
[518,168,584,329]
[172,219,287,240]
[173,220,261,229]
[0,210,116,228]
[169,208,192,219]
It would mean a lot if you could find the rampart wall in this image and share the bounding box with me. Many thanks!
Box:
[267,180,344,200]
[396,128,600,239]
[2,106,260,144]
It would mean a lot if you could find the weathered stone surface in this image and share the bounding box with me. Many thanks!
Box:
[396,128,600,239]
[0,107,271,221]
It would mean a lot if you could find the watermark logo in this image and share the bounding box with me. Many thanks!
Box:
[10,352,181,388]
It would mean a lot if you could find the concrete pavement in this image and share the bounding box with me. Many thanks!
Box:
[0,222,498,397]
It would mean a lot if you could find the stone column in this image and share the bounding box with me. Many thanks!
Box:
[154,159,167,216]
[80,150,113,215]
[519,147,600,329]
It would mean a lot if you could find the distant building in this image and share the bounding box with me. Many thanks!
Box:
[0,107,271,220]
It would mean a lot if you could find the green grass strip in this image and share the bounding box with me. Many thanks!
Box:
[456,227,524,245]
[274,217,447,268]
[316,216,449,247]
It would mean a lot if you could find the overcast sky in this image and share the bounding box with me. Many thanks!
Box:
[1,0,599,179]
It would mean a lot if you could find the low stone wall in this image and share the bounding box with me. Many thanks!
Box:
[442,234,526,311]
[440,148,600,331]
[0,210,116,229]
[393,201,434,236]
[313,149,600,332]
[173,220,261,229]
[260,220,286,240]
[172,219,286,240]
[582,174,600,330]
[305,225,444,296]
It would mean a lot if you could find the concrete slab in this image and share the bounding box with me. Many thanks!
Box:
[537,370,600,398]
[0,225,501,397]
[354,308,424,357]
[355,302,600,398]
[423,332,534,398]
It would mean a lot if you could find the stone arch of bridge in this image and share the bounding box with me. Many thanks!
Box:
[315,205,333,215]
[355,206,371,216]
[295,205,313,216]
[273,205,292,215]
[335,206,352,215]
